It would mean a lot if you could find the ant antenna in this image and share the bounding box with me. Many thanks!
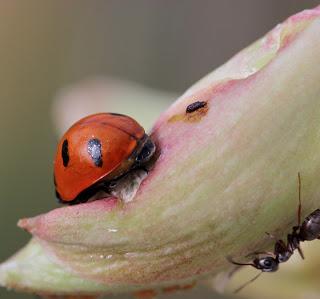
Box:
[234,272,262,293]
[227,256,254,268]
[226,257,261,293]
[296,172,305,260]
[297,172,302,227]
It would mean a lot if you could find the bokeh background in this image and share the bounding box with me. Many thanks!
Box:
[0,1,319,298]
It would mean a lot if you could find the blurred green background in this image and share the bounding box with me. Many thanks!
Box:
[0,1,319,298]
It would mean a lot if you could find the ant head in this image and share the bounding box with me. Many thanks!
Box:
[253,256,279,272]
[228,255,278,293]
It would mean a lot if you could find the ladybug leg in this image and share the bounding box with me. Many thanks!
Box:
[140,166,149,173]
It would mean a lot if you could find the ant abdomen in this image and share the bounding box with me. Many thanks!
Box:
[299,209,320,241]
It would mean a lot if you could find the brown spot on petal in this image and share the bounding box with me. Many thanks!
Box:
[41,296,99,299]
[181,281,197,290]
[162,281,196,294]
[133,289,157,299]
[162,285,182,294]
[168,101,208,123]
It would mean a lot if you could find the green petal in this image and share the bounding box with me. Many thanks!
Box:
[0,238,115,295]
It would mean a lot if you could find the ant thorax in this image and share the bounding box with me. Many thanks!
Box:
[274,240,292,263]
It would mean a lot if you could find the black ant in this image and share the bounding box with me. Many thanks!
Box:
[228,173,320,292]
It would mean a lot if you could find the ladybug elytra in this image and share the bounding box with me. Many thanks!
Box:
[54,113,156,204]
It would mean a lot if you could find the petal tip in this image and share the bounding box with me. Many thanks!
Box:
[17,217,35,233]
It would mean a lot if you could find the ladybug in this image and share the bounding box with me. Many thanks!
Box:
[54,113,156,204]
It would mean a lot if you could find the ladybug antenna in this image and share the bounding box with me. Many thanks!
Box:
[234,272,262,293]
[297,172,302,227]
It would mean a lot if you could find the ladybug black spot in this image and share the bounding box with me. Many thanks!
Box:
[87,138,103,167]
[61,139,70,167]
[109,112,125,117]
[186,101,207,113]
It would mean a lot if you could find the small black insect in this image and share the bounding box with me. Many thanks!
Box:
[229,173,320,292]
[186,101,207,113]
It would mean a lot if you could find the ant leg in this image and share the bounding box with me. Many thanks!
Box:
[297,245,305,260]
[275,239,287,251]
[234,272,262,293]
[246,251,274,258]
[267,233,288,255]
[297,172,302,226]
[265,232,283,244]
[265,232,276,239]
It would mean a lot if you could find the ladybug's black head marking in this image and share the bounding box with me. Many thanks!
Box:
[61,139,70,167]
[186,101,207,113]
[135,137,156,165]
[87,138,103,167]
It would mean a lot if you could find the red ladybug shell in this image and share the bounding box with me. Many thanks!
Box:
[54,113,145,202]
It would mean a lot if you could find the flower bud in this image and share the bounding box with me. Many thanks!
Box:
[1,6,320,297]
